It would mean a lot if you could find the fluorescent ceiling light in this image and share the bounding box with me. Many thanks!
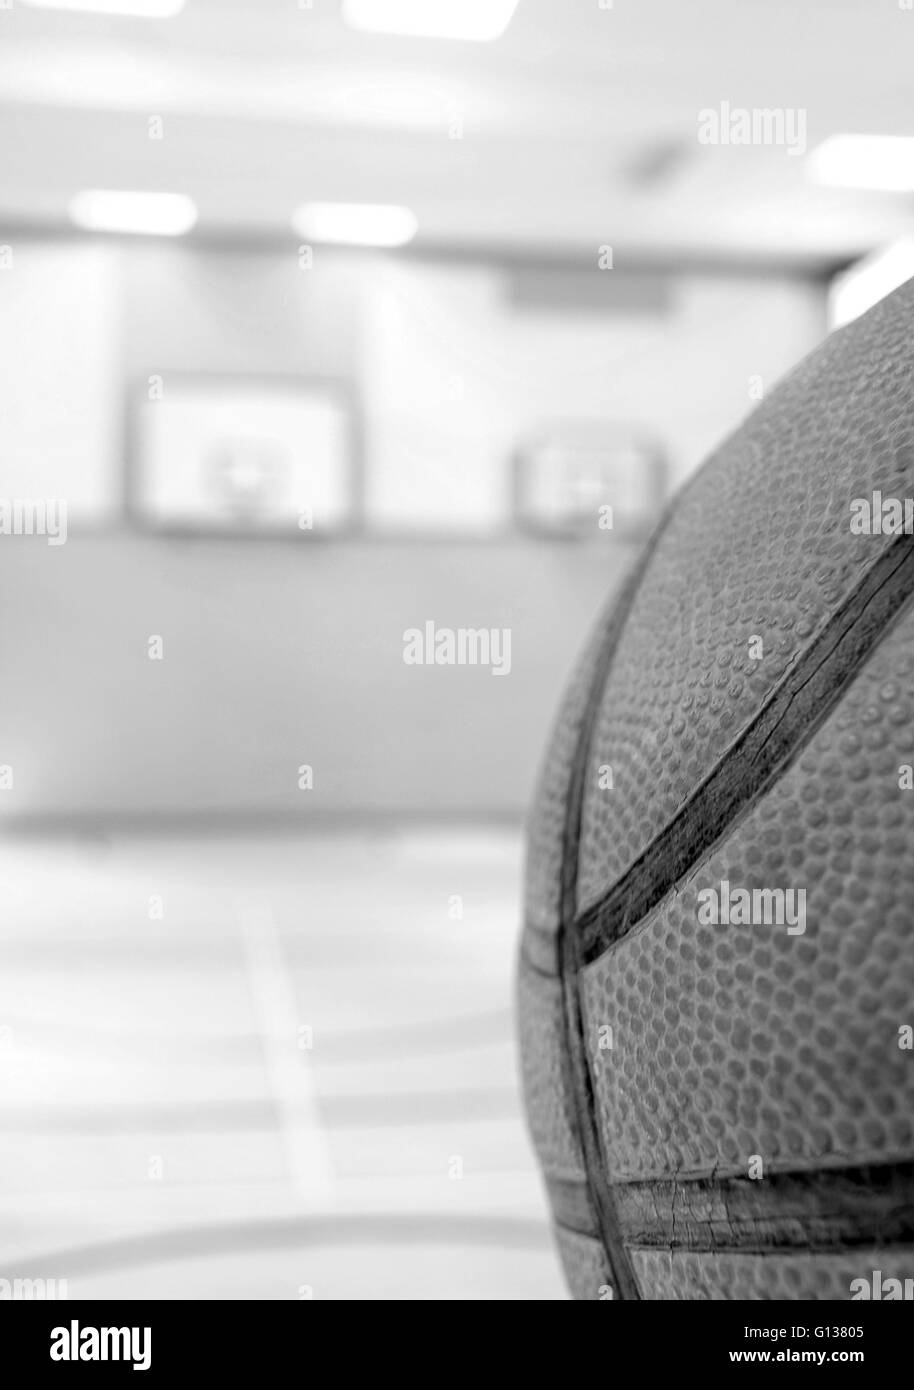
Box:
[68,190,197,236]
[808,135,914,192]
[343,0,519,43]
[292,202,417,248]
[22,0,185,14]
[828,240,914,329]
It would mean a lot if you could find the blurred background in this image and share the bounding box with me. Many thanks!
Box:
[0,0,912,1299]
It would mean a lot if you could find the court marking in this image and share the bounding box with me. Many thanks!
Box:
[239,901,334,1202]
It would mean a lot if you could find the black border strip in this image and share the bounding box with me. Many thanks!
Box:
[576,528,914,966]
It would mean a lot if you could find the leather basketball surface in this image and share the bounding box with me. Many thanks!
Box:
[518,277,914,1300]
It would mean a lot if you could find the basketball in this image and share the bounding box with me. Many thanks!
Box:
[518,277,914,1300]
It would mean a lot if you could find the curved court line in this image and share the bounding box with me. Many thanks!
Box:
[3,1214,553,1281]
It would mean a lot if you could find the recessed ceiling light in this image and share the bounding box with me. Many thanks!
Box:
[22,0,185,14]
[292,202,418,248]
[808,135,914,192]
[68,190,197,236]
[343,0,519,43]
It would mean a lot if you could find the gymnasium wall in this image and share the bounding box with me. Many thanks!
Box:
[0,240,826,822]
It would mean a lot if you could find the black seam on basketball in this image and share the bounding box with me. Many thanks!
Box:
[548,1163,914,1251]
[574,528,914,966]
[556,531,675,1302]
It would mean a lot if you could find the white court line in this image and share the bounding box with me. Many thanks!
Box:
[239,900,334,1203]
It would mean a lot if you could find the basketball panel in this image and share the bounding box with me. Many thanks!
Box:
[575,279,914,913]
[578,599,914,1183]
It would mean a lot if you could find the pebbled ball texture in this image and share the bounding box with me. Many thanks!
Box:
[519,277,914,1299]
[556,1236,914,1301]
[580,604,914,1181]
[631,1248,914,1302]
[575,278,914,913]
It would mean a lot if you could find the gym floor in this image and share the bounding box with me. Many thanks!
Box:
[0,828,564,1299]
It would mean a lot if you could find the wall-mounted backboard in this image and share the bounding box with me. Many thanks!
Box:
[130,375,355,535]
[513,425,665,538]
